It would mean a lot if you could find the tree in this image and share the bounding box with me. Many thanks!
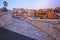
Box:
[3,1,8,7]
[2,1,8,12]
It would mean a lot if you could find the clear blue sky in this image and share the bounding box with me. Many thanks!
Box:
[0,0,60,9]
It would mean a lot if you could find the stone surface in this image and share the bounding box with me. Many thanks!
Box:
[3,18,52,40]
[25,17,60,40]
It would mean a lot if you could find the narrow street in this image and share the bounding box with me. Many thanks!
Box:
[3,18,51,40]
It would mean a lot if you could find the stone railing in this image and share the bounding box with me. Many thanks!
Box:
[25,17,60,40]
[0,12,13,27]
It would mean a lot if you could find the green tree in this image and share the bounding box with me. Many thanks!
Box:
[2,1,8,12]
[3,1,8,6]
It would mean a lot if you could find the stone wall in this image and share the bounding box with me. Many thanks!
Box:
[0,12,12,27]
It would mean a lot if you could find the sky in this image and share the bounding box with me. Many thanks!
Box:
[0,0,60,9]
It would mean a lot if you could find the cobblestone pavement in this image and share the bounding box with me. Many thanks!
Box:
[3,18,52,40]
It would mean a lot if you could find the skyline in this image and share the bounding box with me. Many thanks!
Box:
[0,0,60,9]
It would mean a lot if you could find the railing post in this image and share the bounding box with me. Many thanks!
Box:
[34,10,36,17]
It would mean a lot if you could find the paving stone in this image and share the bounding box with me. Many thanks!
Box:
[3,18,52,40]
